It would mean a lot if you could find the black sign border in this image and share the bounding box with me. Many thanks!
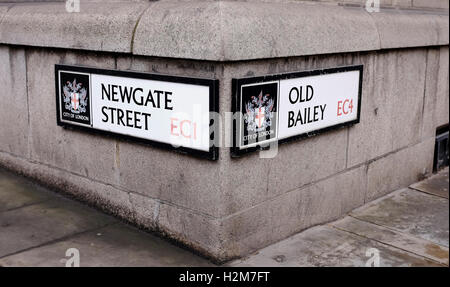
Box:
[55,64,219,161]
[231,65,363,157]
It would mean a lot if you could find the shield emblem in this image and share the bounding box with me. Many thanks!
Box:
[70,92,80,111]
[255,107,265,129]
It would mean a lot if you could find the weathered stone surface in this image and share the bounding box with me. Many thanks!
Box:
[128,192,159,230]
[133,1,223,61]
[420,48,440,140]
[115,54,220,80]
[218,1,380,61]
[157,201,223,261]
[390,50,427,150]
[218,129,348,217]
[436,15,450,45]
[366,138,434,201]
[413,0,449,9]
[435,47,449,128]
[347,52,393,166]
[329,0,415,7]
[351,188,449,247]
[228,225,441,267]
[371,9,449,50]
[410,167,449,198]
[332,216,449,265]
[0,1,448,61]
[0,1,150,53]
[0,46,29,157]
[133,1,380,61]
[267,130,348,195]
[26,49,118,185]
[0,3,8,27]
[348,49,428,167]
[117,141,222,217]
[220,166,366,259]
[0,223,214,267]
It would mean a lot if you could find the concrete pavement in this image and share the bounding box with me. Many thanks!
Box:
[229,169,449,267]
[0,167,213,267]
[0,167,448,267]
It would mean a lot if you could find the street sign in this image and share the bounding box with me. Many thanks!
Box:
[55,65,219,160]
[232,65,363,156]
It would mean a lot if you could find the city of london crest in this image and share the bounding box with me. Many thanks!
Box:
[244,91,275,133]
[63,79,88,114]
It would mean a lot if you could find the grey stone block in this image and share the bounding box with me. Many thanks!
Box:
[117,140,222,218]
[435,47,449,128]
[265,129,348,197]
[0,1,149,53]
[436,15,450,45]
[348,49,428,167]
[157,201,223,261]
[390,49,427,150]
[413,0,449,9]
[1,1,447,62]
[116,55,220,80]
[133,1,223,61]
[0,46,29,158]
[133,1,380,61]
[370,9,449,50]
[26,49,118,185]
[420,48,440,140]
[366,138,434,201]
[220,166,366,259]
[392,0,413,7]
[0,3,8,22]
[347,52,393,167]
[129,192,159,230]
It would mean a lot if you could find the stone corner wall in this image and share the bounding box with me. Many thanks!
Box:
[0,1,448,261]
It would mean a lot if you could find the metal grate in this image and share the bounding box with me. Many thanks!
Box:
[434,126,449,172]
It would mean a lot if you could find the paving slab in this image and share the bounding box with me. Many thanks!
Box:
[0,197,116,258]
[350,188,449,247]
[228,225,442,267]
[331,216,449,266]
[0,223,214,267]
[0,168,52,212]
[410,168,449,199]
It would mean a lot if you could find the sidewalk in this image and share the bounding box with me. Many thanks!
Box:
[229,168,449,267]
[0,167,448,267]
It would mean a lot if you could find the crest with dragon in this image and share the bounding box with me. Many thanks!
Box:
[63,79,88,114]
[244,90,275,133]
